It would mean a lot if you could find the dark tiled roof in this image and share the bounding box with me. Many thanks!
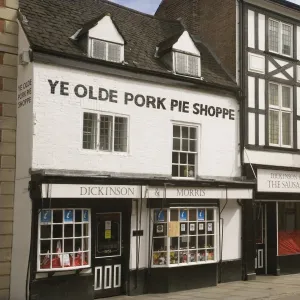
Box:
[19,0,236,89]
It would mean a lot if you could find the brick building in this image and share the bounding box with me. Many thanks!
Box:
[0,1,18,299]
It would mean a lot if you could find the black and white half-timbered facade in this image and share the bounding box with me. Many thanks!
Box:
[242,1,300,277]
[154,0,300,281]
[9,0,255,299]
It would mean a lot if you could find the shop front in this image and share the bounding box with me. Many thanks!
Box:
[27,177,253,299]
[255,168,300,276]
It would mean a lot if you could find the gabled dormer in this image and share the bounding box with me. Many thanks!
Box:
[157,30,201,78]
[71,14,125,63]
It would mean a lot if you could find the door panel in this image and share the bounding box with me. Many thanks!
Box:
[255,204,266,275]
[94,212,124,299]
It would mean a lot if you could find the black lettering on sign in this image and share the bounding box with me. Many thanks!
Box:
[124,92,134,105]
[98,88,109,101]
[135,94,145,107]
[48,79,59,94]
[74,84,87,98]
[60,81,69,96]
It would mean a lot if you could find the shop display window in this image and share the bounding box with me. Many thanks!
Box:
[38,209,91,271]
[152,208,217,267]
[278,202,300,256]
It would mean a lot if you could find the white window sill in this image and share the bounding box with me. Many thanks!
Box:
[80,149,130,157]
[37,265,91,273]
[152,260,218,268]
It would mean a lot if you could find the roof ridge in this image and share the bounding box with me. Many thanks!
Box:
[93,0,182,23]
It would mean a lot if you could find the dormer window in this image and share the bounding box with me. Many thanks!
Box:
[90,39,122,63]
[174,52,200,77]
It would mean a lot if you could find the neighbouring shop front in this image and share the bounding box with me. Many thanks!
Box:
[27,175,254,299]
[254,168,300,276]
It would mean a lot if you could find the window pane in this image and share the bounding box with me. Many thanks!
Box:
[99,115,113,151]
[282,86,291,108]
[40,225,51,239]
[180,153,187,164]
[269,110,279,145]
[182,139,188,151]
[190,127,196,139]
[182,127,188,138]
[175,52,187,74]
[114,117,128,152]
[282,24,292,56]
[269,83,279,106]
[282,112,291,146]
[107,43,121,62]
[92,39,106,60]
[82,113,97,150]
[189,140,196,152]
[172,152,179,164]
[172,164,179,177]
[173,125,180,137]
[173,138,180,150]
[188,55,200,77]
[269,20,279,53]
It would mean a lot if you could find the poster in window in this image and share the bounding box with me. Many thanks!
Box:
[190,223,195,232]
[64,210,74,222]
[105,221,111,230]
[105,230,111,239]
[198,209,205,221]
[180,223,186,232]
[208,223,213,232]
[156,224,164,234]
[156,210,165,222]
[168,222,180,237]
[83,210,89,222]
[40,210,51,223]
[199,223,204,231]
[180,210,187,221]
[62,253,70,267]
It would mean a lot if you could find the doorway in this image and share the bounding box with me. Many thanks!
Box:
[255,203,266,274]
[93,201,131,299]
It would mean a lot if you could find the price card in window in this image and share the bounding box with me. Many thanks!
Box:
[180,210,187,221]
[199,223,204,231]
[40,210,51,223]
[64,210,73,222]
[208,223,213,232]
[83,210,89,222]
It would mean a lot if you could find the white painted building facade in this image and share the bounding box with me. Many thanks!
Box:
[10,2,254,299]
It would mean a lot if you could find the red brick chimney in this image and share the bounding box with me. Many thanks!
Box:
[155,0,237,79]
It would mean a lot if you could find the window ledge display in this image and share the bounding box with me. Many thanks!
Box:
[152,207,218,268]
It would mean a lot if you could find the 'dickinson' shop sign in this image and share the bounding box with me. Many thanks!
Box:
[257,169,300,193]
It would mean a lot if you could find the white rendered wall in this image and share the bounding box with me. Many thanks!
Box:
[10,178,32,300]
[10,26,34,300]
[88,15,124,45]
[129,199,149,270]
[173,31,200,55]
[32,63,240,179]
[220,199,241,261]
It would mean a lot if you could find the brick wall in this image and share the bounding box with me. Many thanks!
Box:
[0,0,18,299]
[155,0,237,79]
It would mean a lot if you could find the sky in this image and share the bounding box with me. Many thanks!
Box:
[111,0,300,15]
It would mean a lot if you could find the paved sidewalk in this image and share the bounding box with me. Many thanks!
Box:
[116,274,300,300]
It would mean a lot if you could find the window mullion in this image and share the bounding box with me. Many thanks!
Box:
[112,115,115,152]
[97,115,101,151]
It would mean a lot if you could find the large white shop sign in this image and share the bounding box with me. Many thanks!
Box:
[42,184,252,199]
[257,169,300,193]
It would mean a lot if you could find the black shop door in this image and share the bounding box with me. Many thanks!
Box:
[255,204,266,275]
[93,209,130,299]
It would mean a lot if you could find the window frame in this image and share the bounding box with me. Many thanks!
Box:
[172,123,199,179]
[268,18,293,57]
[82,111,129,154]
[151,207,218,268]
[268,82,293,148]
[37,208,91,272]
[173,51,201,78]
[89,38,123,63]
